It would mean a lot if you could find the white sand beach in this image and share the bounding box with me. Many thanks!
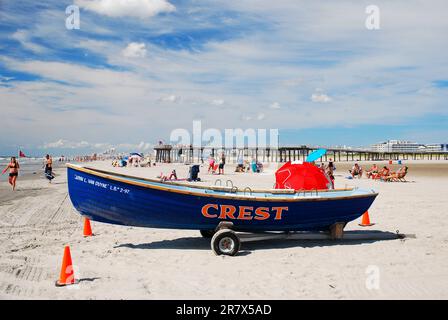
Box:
[0,160,447,299]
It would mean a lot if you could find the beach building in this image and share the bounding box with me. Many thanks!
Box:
[421,143,448,152]
[371,140,448,153]
[371,140,423,153]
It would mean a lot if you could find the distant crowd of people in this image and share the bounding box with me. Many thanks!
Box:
[204,153,267,175]
[349,163,409,182]
[112,155,155,168]
[92,149,412,187]
[314,159,409,186]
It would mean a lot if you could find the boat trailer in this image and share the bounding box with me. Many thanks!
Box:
[205,222,415,256]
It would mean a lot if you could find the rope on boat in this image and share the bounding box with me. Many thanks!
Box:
[243,187,253,196]
[214,179,222,186]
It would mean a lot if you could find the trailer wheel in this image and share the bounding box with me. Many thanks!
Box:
[211,229,241,256]
[200,230,215,238]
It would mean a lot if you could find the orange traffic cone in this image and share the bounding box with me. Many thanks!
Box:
[55,246,77,287]
[83,217,93,237]
[359,211,375,227]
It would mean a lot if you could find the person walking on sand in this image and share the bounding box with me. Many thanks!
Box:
[43,154,54,183]
[327,159,335,175]
[2,157,20,191]
[218,152,226,175]
[207,155,215,173]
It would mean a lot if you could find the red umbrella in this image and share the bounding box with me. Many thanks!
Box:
[275,161,332,190]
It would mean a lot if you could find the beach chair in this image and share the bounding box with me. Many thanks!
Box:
[384,168,408,182]
[397,172,408,182]
[371,172,380,180]
[394,169,408,182]
[373,167,390,181]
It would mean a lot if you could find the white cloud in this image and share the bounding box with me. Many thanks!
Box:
[282,78,303,87]
[257,113,265,120]
[160,94,180,103]
[11,30,47,53]
[269,102,281,109]
[2,1,448,152]
[137,141,152,150]
[211,99,224,106]
[76,0,176,19]
[113,141,153,151]
[43,139,91,149]
[0,75,14,81]
[42,139,153,152]
[1,57,149,88]
[122,42,147,58]
[311,90,332,103]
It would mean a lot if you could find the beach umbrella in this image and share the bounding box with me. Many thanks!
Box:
[275,161,332,190]
[306,149,327,162]
[130,152,143,158]
[129,152,143,161]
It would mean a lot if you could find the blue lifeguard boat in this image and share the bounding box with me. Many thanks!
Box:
[67,164,379,255]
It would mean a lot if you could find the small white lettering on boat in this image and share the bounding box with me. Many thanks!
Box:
[74,175,130,194]
[74,174,85,182]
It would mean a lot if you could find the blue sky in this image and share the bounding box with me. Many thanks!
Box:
[0,0,447,156]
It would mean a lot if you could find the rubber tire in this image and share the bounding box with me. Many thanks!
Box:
[200,230,215,238]
[211,229,241,256]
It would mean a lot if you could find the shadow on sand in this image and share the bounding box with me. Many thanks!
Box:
[114,230,405,255]
[78,277,101,283]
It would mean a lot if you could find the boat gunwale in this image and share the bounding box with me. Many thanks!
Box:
[66,163,379,202]
[70,164,351,194]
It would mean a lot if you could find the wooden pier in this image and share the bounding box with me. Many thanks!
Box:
[154,145,448,164]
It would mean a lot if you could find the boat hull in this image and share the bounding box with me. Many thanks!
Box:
[67,166,378,232]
